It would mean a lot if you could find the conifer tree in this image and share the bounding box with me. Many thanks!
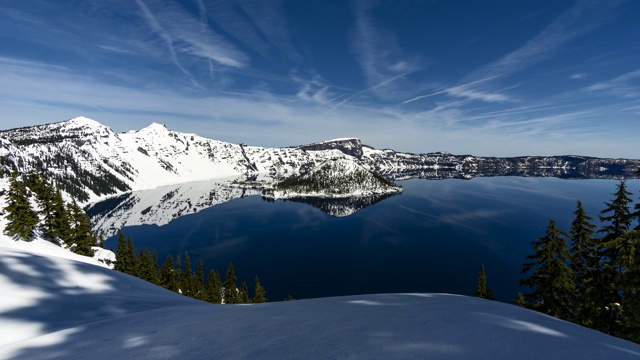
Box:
[223,262,238,304]
[596,181,634,334]
[3,173,39,240]
[514,293,525,307]
[520,219,575,320]
[66,200,96,256]
[252,275,267,303]
[182,252,193,297]
[114,230,128,273]
[207,269,222,304]
[239,282,250,304]
[126,237,138,276]
[50,189,70,241]
[160,255,179,292]
[29,173,57,241]
[475,264,494,300]
[195,259,206,300]
[137,249,157,283]
[569,200,598,326]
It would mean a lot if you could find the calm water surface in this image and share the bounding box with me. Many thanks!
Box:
[105,177,640,302]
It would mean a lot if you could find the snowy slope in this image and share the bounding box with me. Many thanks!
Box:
[1,247,639,359]
[0,177,115,266]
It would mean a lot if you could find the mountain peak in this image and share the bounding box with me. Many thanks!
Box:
[65,116,104,129]
[139,122,169,133]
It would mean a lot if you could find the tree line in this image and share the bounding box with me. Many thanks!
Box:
[475,179,640,343]
[2,172,100,256]
[113,230,267,304]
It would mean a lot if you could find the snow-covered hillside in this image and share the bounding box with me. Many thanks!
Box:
[263,158,403,199]
[1,246,639,359]
[1,117,638,204]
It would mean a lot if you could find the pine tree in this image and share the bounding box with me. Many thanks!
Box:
[66,200,96,256]
[126,237,138,277]
[475,264,494,300]
[252,275,267,303]
[160,255,179,292]
[223,262,238,304]
[207,269,222,304]
[520,219,575,320]
[569,200,598,326]
[114,230,128,273]
[50,189,70,241]
[596,181,634,334]
[182,252,193,297]
[3,173,39,240]
[137,249,157,283]
[194,259,206,300]
[29,173,57,241]
[514,293,525,307]
[239,282,250,304]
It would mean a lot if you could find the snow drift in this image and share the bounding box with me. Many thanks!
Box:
[1,247,639,359]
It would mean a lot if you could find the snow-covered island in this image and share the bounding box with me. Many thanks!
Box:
[262,158,403,199]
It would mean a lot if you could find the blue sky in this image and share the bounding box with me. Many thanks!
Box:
[0,0,638,157]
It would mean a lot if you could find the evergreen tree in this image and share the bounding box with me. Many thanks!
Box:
[3,173,39,240]
[114,232,139,276]
[569,200,598,326]
[223,262,238,304]
[239,282,250,304]
[126,237,138,277]
[596,181,634,334]
[520,219,575,320]
[206,269,222,304]
[29,173,57,241]
[252,275,267,303]
[50,189,70,241]
[514,293,525,307]
[475,264,494,300]
[160,255,179,292]
[194,259,206,300]
[599,181,634,242]
[182,252,193,297]
[137,249,157,283]
[66,200,96,256]
[114,230,128,273]
[604,230,640,341]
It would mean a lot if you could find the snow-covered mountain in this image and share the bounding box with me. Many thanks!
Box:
[1,116,638,204]
[262,158,403,199]
[2,245,640,359]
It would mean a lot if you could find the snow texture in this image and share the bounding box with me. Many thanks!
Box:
[1,246,640,359]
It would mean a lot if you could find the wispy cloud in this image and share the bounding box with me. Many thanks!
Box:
[235,0,303,64]
[350,0,422,101]
[466,0,625,83]
[135,0,248,72]
[404,76,510,104]
[587,69,640,98]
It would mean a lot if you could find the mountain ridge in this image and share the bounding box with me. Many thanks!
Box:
[1,117,638,204]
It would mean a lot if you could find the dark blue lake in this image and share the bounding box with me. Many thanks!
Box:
[102,177,640,302]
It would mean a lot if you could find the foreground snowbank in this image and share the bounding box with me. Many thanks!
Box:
[1,248,639,359]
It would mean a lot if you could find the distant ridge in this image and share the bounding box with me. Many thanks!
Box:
[0,116,638,203]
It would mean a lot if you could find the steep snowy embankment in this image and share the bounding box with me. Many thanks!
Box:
[1,246,640,359]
